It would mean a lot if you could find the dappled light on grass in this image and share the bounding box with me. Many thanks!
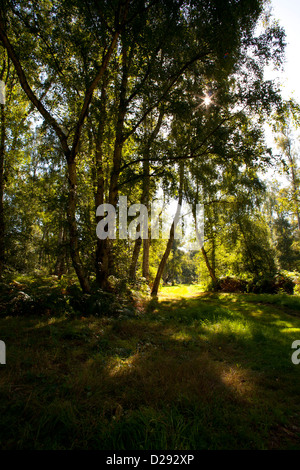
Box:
[107,355,137,377]
[199,317,252,338]
[220,366,255,399]
[31,317,66,329]
[280,327,300,334]
[170,331,193,342]
[157,284,204,300]
[102,350,229,406]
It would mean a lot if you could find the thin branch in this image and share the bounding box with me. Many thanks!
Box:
[120,114,232,171]
[70,28,120,159]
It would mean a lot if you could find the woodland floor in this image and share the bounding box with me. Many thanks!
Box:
[0,283,300,450]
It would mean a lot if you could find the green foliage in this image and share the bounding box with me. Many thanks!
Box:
[164,242,197,285]
[211,273,295,295]
[0,275,136,318]
[69,289,121,317]
[273,217,300,271]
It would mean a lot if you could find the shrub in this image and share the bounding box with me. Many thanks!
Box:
[215,277,248,293]
[68,289,121,317]
[247,273,295,295]
[209,273,295,295]
[0,278,127,318]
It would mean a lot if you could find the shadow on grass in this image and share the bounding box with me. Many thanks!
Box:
[0,292,300,449]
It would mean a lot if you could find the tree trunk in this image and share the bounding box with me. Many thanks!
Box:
[193,207,218,286]
[129,235,142,280]
[66,157,91,292]
[54,223,67,278]
[288,148,300,232]
[0,101,5,277]
[0,11,120,292]
[93,80,108,287]
[129,160,149,282]
[142,157,150,280]
[211,236,216,278]
[129,110,164,282]
[97,39,128,289]
[142,238,150,280]
[201,245,218,286]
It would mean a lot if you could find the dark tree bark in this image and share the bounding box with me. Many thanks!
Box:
[211,236,216,279]
[66,158,91,292]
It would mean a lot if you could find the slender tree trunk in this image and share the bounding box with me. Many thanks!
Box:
[129,234,142,280]
[108,44,128,207]
[142,157,150,280]
[66,157,91,292]
[201,245,218,285]
[151,162,184,296]
[193,205,218,286]
[97,39,128,289]
[54,223,66,278]
[129,160,149,282]
[93,80,107,286]
[0,101,5,277]
[211,236,216,278]
[142,238,150,280]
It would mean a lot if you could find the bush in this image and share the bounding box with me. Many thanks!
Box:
[280,271,300,296]
[69,289,121,317]
[209,273,295,295]
[247,273,295,295]
[2,289,69,317]
[295,279,300,296]
[215,277,248,293]
[0,277,129,318]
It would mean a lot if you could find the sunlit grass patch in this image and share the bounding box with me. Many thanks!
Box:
[158,284,204,300]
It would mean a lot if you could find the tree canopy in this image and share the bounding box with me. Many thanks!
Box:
[0,0,298,296]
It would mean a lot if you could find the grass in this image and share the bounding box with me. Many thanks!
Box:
[0,283,300,449]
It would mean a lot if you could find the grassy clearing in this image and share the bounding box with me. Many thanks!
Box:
[0,284,300,449]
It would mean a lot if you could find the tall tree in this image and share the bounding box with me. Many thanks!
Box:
[0,0,128,291]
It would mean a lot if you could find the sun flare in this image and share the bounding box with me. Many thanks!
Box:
[202,94,213,107]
